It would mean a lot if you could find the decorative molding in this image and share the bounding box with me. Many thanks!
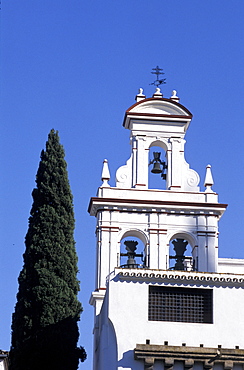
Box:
[186,168,200,188]
[97,226,120,232]
[117,268,244,286]
[89,289,106,306]
[116,156,132,188]
[88,197,227,216]
[148,228,167,234]
[126,97,193,114]
[126,112,192,120]
[134,344,244,370]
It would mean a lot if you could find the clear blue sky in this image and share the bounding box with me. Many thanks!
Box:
[1,1,244,369]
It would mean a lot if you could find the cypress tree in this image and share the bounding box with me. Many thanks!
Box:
[9,130,86,370]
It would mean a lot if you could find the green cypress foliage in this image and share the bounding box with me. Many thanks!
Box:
[9,130,86,370]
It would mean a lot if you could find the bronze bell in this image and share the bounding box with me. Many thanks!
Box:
[151,162,162,174]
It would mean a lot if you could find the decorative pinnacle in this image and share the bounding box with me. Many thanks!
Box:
[170,90,180,102]
[135,88,146,102]
[101,159,110,187]
[204,164,214,193]
[150,66,166,87]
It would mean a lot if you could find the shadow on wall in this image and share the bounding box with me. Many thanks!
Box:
[118,349,141,370]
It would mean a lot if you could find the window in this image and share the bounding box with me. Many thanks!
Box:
[148,286,213,324]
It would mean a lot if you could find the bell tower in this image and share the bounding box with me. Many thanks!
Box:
[89,88,244,370]
[120,88,199,192]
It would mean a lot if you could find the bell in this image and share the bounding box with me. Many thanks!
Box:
[151,162,162,174]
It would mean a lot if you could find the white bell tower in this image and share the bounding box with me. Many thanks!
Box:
[120,88,199,192]
[89,88,244,370]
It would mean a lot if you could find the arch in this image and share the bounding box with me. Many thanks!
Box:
[149,139,168,152]
[168,230,198,248]
[148,141,168,190]
[118,229,149,268]
[118,228,148,246]
[168,231,198,271]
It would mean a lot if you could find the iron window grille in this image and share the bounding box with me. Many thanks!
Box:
[149,286,213,324]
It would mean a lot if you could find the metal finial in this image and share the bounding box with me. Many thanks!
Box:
[150,66,166,87]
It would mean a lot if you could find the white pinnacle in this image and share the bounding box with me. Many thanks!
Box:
[170,90,180,101]
[204,164,214,192]
[101,159,110,187]
[153,87,163,97]
[135,88,146,102]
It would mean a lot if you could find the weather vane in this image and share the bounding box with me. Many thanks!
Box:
[150,66,166,87]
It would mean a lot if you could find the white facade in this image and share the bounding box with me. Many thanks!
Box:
[0,352,8,370]
[89,88,244,370]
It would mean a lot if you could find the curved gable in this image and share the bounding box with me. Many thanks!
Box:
[128,97,192,116]
[123,98,192,128]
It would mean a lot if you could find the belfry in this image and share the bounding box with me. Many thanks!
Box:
[89,87,244,370]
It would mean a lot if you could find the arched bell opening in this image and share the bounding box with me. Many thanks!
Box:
[119,230,148,269]
[148,141,167,190]
[168,232,198,271]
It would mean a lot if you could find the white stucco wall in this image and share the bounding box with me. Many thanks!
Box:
[95,269,244,370]
[218,258,244,274]
[0,359,8,370]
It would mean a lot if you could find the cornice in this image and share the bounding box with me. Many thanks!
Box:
[134,344,244,367]
[125,111,192,121]
[117,268,244,286]
[89,289,106,306]
[88,196,227,216]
